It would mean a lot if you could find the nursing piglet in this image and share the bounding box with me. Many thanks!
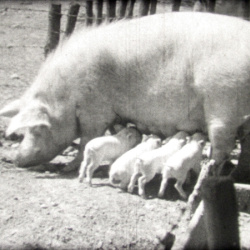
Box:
[78,127,141,185]
[109,135,162,189]
[128,131,189,198]
[158,133,206,199]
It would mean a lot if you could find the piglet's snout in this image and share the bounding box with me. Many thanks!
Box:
[111,178,121,184]
[110,174,122,184]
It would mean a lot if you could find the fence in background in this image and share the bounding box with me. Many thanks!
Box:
[44,0,249,56]
[1,1,249,53]
[44,0,187,56]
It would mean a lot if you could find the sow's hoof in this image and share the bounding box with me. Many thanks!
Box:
[61,164,79,172]
[61,154,82,173]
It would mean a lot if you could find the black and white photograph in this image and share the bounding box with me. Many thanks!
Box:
[0,0,249,249]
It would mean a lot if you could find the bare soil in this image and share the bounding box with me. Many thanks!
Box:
[0,1,249,250]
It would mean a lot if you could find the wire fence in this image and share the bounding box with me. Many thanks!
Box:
[0,6,137,36]
[1,6,145,22]
[1,2,249,31]
[0,1,249,52]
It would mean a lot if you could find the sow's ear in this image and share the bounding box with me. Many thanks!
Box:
[0,99,21,117]
[6,106,51,137]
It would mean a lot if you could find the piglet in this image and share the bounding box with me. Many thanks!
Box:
[109,135,162,189]
[128,131,189,198]
[158,132,206,199]
[78,127,142,185]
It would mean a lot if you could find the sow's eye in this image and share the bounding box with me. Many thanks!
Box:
[30,125,45,136]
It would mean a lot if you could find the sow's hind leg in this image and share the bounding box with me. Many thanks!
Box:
[208,120,238,174]
[188,118,238,208]
[187,73,246,206]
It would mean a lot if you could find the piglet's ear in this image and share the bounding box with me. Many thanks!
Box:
[162,136,172,145]
[0,99,21,117]
[156,138,162,147]
[127,133,132,139]
[198,140,205,147]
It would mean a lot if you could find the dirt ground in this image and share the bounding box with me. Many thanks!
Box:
[0,1,250,250]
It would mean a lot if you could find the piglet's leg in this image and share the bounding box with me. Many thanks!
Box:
[138,172,155,199]
[78,157,89,183]
[138,176,147,198]
[158,175,169,198]
[174,170,189,199]
[175,180,187,199]
[128,172,140,193]
[85,161,99,187]
[128,159,142,193]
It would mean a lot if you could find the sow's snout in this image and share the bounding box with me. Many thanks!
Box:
[9,130,59,168]
[14,146,44,168]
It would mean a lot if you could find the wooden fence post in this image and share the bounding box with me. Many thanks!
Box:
[171,202,207,250]
[207,0,216,12]
[119,0,129,19]
[202,177,240,250]
[173,177,240,250]
[188,159,214,212]
[139,0,150,16]
[86,0,94,26]
[65,3,80,37]
[172,0,182,11]
[127,0,136,18]
[96,0,104,25]
[243,0,250,21]
[44,3,62,57]
[150,0,157,14]
[107,0,117,22]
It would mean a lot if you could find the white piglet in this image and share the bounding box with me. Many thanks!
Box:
[109,135,162,189]
[128,131,189,198]
[78,127,142,185]
[158,132,206,199]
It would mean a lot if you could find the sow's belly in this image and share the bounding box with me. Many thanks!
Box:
[117,101,207,138]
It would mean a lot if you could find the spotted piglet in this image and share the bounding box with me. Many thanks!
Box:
[78,127,142,185]
[158,133,206,199]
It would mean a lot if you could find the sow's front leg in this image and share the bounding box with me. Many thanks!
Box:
[62,138,86,172]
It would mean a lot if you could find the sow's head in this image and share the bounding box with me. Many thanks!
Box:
[0,100,61,168]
